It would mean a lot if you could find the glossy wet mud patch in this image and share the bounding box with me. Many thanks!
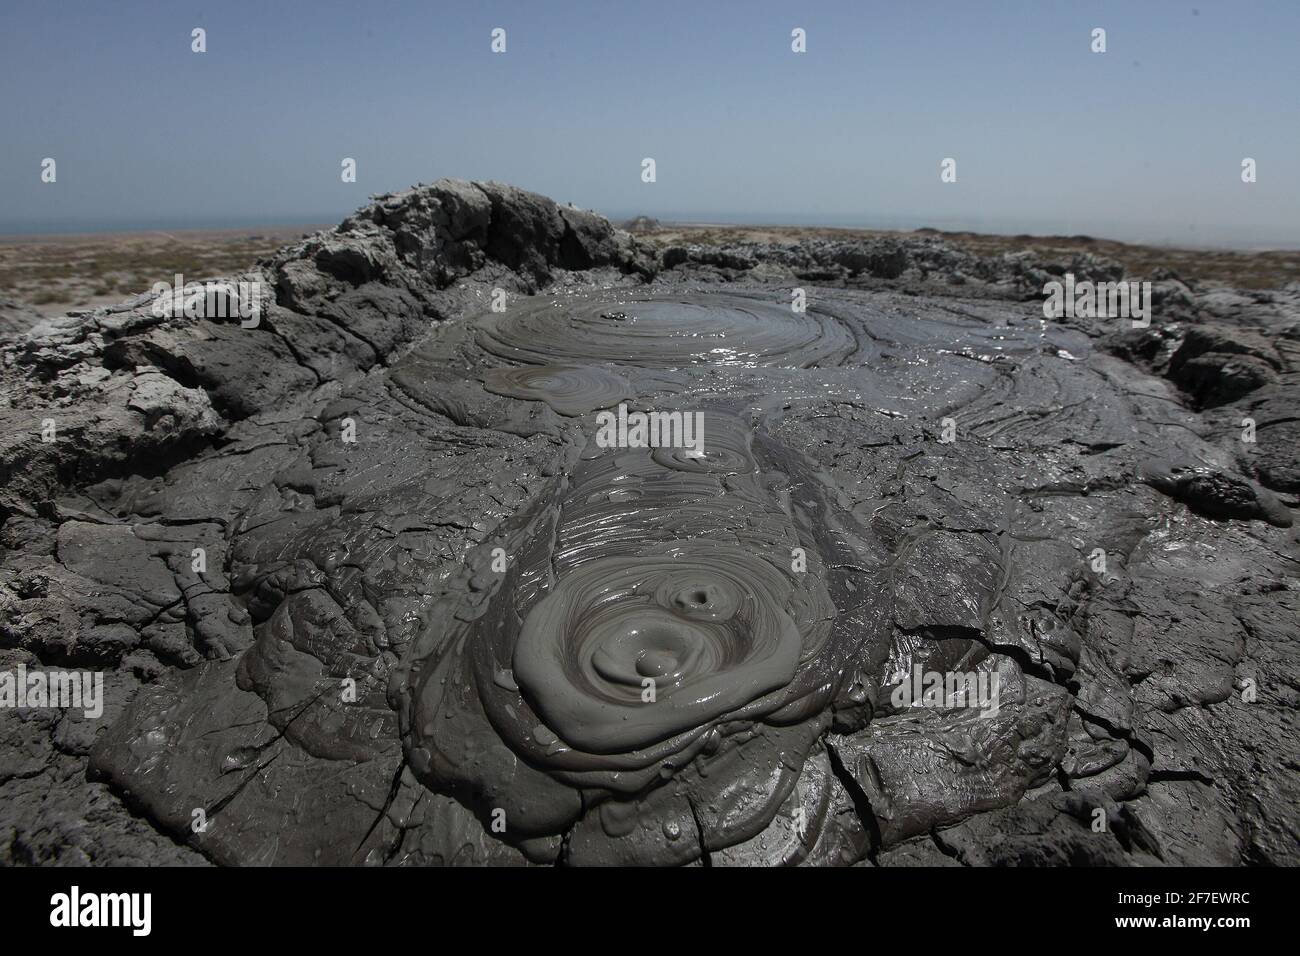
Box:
[474,291,858,368]
[87,283,1297,867]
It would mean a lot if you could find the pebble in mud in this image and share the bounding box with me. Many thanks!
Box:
[1140,459,1293,527]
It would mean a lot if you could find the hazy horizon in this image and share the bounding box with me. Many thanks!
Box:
[3,0,1298,248]
[4,202,1297,253]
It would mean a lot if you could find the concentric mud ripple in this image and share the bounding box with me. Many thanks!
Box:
[481,363,630,416]
[649,426,755,475]
[398,409,850,858]
[513,546,803,753]
[475,292,855,368]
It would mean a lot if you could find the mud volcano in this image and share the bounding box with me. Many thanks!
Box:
[2,180,1297,866]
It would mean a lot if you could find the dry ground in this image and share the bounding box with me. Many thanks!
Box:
[0,226,326,317]
[3,221,1298,323]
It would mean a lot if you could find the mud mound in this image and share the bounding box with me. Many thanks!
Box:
[2,180,1296,866]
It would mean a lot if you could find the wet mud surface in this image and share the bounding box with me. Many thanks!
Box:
[1,180,1297,866]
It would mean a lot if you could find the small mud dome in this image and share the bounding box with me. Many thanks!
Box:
[2,181,1296,866]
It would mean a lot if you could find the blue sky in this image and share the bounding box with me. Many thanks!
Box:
[2,0,1297,244]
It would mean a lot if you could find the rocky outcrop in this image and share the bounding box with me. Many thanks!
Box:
[0,180,654,516]
[0,295,41,341]
[0,180,652,863]
[657,235,1125,296]
[1102,281,1300,497]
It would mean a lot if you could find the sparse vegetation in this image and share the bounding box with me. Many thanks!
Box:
[0,226,321,315]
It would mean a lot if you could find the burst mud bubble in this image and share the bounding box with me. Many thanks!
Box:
[7,180,1288,867]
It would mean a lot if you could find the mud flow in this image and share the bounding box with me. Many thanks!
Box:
[6,181,1295,866]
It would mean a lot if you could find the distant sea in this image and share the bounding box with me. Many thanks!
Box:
[0,215,339,237]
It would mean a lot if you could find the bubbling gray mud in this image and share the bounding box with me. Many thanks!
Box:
[378,288,1107,863]
[475,292,856,368]
[393,404,849,861]
[512,546,805,753]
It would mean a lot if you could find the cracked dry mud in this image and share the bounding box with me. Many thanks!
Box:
[2,180,1297,866]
